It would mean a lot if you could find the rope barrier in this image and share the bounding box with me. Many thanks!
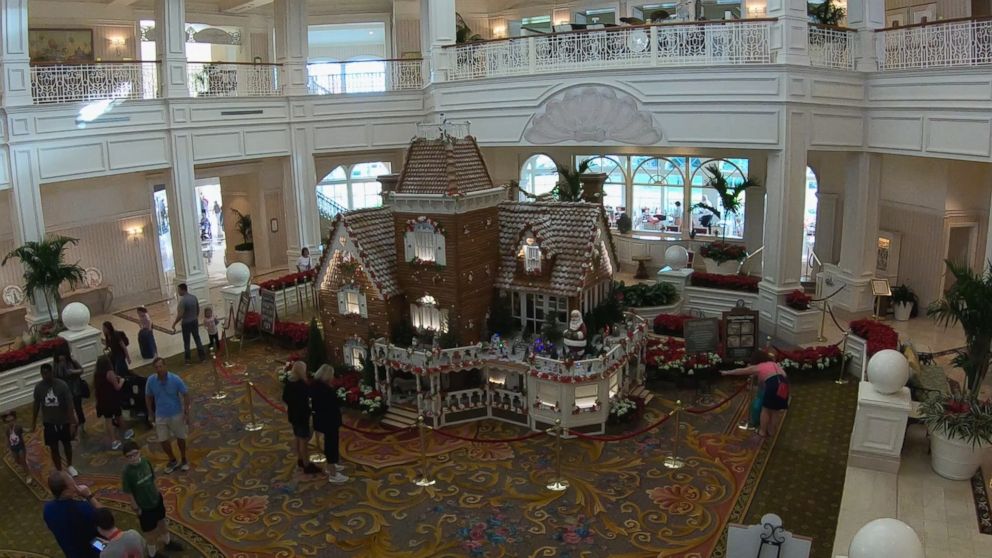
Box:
[340,422,417,436]
[809,284,846,303]
[684,383,747,414]
[431,427,546,444]
[826,304,848,334]
[250,383,287,414]
[570,411,674,442]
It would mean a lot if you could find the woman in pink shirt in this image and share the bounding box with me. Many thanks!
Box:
[722,351,790,438]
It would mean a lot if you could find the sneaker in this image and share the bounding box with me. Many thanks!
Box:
[124,429,135,440]
[333,463,346,472]
[111,440,122,451]
[302,463,322,475]
[180,461,190,472]
[328,472,349,483]
[184,359,192,366]
[164,460,179,474]
[164,540,184,551]
[25,476,32,486]
[66,466,79,477]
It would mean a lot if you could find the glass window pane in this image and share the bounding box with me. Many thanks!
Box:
[520,154,558,199]
[632,157,686,233]
[689,158,749,239]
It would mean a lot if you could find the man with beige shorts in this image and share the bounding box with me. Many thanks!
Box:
[145,358,190,474]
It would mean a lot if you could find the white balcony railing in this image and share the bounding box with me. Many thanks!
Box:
[877,17,992,71]
[808,24,858,70]
[307,59,425,95]
[30,62,159,104]
[187,62,280,97]
[446,19,774,81]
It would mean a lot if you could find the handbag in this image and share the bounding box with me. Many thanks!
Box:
[79,379,91,399]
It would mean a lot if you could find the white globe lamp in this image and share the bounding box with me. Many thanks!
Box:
[226,262,251,287]
[664,245,690,271]
[849,518,924,558]
[61,302,91,332]
[866,349,910,395]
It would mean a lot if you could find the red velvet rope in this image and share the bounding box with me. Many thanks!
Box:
[430,428,546,444]
[684,383,747,415]
[249,383,287,413]
[570,412,674,441]
[341,422,416,436]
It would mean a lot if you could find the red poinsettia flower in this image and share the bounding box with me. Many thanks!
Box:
[850,319,898,356]
[785,289,812,311]
[690,272,760,293]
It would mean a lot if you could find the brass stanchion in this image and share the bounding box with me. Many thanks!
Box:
[737,377,754,430]
[545,418,569,492]
[295,278,304,319]
[664,400,686,469]
[243,382,264,432]
[309,432,327,464]
[817,300,828,342]
[414,415,435,487]
[835,332,850,385]
[209,347,227,400]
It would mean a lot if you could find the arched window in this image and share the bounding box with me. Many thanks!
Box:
[577,155,626,212]
[631,156,685,232]
[316,162,390,219]
[519,154,558,200]
[688,158,749,239]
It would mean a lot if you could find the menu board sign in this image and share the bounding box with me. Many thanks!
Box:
[722,307,759,360]
[684,318,720,354]
[260,289,278,335]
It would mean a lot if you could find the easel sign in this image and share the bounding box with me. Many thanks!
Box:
[871,278,891,320]
[722,303,759,361]
[234,290,251,337]
[684,318,721,354]
[259,288,278,336]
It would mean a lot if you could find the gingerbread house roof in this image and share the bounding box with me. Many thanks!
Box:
[494,202,616,297]
[330,207,400,298]
[395,136,495,196]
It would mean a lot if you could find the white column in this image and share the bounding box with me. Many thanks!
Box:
[165,132,208,303]
[758,110,809,332]
[422,0,456,82]
[766,0,810,65]
[155,0,189,98]
[0,0,31,106]
[283,125,321,269]
[847,0,885,71]
[824,152,880,313]
[273,0,309,96]
[7,146,53,324]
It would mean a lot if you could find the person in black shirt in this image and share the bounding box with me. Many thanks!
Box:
[282,361,321,475]
[310,365,349,484]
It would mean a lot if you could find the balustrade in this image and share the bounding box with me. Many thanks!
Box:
[877,17,992,70]
[307,59,425,95]
[30,62,159,105]
[808,25,858,70]
[187,62,280,97]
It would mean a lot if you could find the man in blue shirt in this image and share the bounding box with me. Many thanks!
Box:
[145,358,190,474]
[43,470,102,558]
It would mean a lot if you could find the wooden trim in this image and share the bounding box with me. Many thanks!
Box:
[186,61,283,66]
[875,15,992,32]
[308,58,423,63]
[809,23,857,32]
[30,60,161,66]
[443,18,780,48]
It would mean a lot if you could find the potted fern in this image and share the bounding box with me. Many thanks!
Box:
[891,284,918,321]
[2,236,86,324]
[693,164,759,274]
[228,208,255,267]
[924,261,992,479]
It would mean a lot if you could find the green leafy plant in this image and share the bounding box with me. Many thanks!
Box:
[487,293,519,337]
[456,13,482,44]
[699,241,747,264]
[616,281,678,308]
[892,283,920,317]
[541,319,564,345]
[691,164,759,225]
[230,208,253,251]
[808,0,846,26]
[553,160,591,202]
[919,394,992,447]
[927,262,992,396]
[2,236,86,324]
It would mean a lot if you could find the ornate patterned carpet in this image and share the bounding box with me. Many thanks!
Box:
[3,345,789,557]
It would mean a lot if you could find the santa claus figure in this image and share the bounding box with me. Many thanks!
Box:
[562,310,588,357]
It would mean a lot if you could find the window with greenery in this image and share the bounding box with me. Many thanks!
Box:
[519,154,559,200]
[689,158,749,239]
[577,156,626,213]
[632,156,686,233]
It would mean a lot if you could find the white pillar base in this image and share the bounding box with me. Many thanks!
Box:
[848,381,912,474]
[220,284,260,325]
[656,268,693,306]
[821,264,875,314]
[756,281,799,337]
[58,326,103,375]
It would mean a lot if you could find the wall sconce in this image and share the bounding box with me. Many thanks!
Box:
[108,36,127,57]
[126,226,144,241]
[491,24,507,38]
[746,3,767,17]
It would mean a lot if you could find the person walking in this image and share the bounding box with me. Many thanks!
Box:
[32,364,78,476]
[43,470,102,558]
[53,346,87,433]
[722,351,790,438]
[202,307,220,351]
[4,410,32,485]
[144,358,190,473]
[94,508,145,558]
[310,365,348,483]
[94,355,133,451]
[171,284,205,365]
[136,306,157,360]
[281,361,322,475]
[120,440,184,557]
[102,322,131,377]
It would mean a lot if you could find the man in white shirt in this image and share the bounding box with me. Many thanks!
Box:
[296,248,312,273]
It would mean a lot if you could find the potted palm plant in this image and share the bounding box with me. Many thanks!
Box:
[228,208,254,267]
[891,284,918,321]
[924,261,992,479]
[693,164,759,274]
[2,235,86,324]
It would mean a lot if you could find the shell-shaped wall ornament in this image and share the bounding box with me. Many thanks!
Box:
[523,85,662,145]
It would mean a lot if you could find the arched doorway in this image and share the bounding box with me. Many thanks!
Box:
[801,166,819,282]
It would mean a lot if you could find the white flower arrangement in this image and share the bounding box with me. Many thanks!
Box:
[609,397,638,419]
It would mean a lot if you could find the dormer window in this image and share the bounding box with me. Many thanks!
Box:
[337,286,367,317]
[404,218,446,266]
[411,294,447,332]
[517,235,543,275]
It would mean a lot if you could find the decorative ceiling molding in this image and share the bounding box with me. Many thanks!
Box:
[523,85,662,145]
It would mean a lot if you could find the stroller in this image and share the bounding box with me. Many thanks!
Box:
[200,215,212,241]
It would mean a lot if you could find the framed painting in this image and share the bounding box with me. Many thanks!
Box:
[885,9,908,27]
[29,28,94,63]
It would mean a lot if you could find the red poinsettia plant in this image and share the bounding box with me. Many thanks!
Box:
[699,241,747,264]
[849,319,899,356]
[258,270,317,292]
[0,337,68,373]
[653,313,693,336]
[690,272,760,292]
[244,312,310,347]
[785,289,813,311]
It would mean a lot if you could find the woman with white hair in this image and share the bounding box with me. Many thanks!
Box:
[281,361,321,475]
[310,365,348,483]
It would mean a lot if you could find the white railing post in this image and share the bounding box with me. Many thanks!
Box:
[650,25,659,66]
[528,37,537,74]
